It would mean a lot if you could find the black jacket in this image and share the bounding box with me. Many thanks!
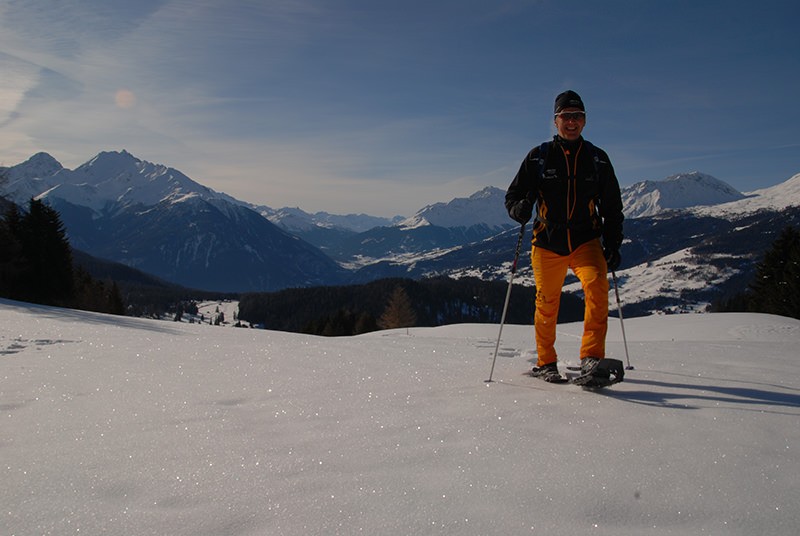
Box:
[505,136,624,256]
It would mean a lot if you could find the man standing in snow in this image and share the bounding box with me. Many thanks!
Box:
[505,90,624,385]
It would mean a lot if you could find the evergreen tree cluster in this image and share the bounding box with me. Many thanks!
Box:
[714,226,800,319]
[238,276,585,336]
[0,198,125,314]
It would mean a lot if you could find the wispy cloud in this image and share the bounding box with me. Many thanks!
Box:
[1,1,798,215]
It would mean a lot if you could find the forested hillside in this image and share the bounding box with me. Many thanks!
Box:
[238,277,585,336]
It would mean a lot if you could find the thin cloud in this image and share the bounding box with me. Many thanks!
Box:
[1,1,798,216]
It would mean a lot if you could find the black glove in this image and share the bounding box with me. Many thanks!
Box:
[509,199,533,224]
[604,247,621,272]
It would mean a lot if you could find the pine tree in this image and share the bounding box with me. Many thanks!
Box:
[1,199,74,305]
[748,226,800,319]
[377,287,417,330]
[0,204,24,299]
[18,199,74,305]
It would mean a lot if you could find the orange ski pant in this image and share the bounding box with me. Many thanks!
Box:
[531,239,609,366]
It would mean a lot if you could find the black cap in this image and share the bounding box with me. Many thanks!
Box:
[554,90,585,114]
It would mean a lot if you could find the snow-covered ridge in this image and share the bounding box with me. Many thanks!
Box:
[260,206,400,233]
[397,186,509,230]
[2,150,402,232]
[5,150,799,229]
[3,150,239,214]
[621,171,745,218]
[693,172,800,217]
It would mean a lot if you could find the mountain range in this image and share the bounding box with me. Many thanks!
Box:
[2,151,346,292]
[2,150,799,314]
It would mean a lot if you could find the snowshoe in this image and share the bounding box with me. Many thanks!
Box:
[571,358,625,388]
[528,362,568,383]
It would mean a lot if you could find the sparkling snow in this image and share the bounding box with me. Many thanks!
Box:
[2,299,799,535]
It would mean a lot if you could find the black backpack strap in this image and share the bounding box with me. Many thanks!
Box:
[582,140,601,177]
[536,141,550,178]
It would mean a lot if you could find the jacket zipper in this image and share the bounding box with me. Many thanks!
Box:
[561,142,582,252]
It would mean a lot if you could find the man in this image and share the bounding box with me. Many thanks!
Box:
[505,90,624,384]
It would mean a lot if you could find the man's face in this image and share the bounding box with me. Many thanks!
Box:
[554,107,586,141]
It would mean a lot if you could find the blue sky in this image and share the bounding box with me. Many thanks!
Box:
[1,0,798,217]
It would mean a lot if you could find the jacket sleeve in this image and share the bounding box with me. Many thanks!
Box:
[505,147,538,216]
[596,149,624,250]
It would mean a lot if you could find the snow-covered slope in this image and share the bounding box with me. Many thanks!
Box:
[397,186,510,230]
[261,205,400,233]
[3,298,799,535]
[693,172,800,217]
[564,246,743,314]
[621,171,745,218]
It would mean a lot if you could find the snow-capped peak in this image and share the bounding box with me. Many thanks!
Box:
[1,152,66,203]
[4,150,237,214]
[621,171,745,218]
[13,152,64,179]
[79,149,139,172]
[397,186,510,230]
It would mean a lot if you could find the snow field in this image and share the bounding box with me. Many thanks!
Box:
[2,300,799,535]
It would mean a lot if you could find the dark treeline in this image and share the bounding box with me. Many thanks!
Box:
[0,198,125,314]
[239,276,585,336]
[713,226,800,319]
[70,249,237,319]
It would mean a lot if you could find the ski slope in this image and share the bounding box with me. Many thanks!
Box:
[2,299,799,535]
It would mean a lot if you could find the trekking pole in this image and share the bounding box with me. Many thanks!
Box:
[611,271,633,370]
[485,222,526,383]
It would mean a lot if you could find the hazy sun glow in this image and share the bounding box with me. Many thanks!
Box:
[114,89,136,109]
